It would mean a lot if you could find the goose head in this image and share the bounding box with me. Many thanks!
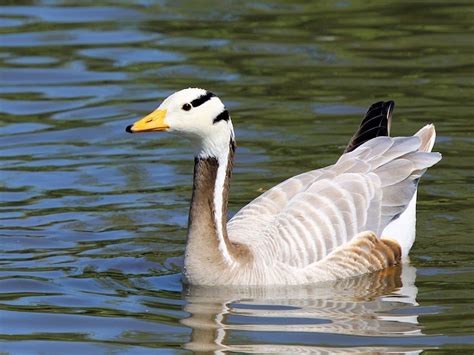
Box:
[126,88,235,159]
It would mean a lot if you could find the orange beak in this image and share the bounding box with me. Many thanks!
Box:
[126,109,169,133]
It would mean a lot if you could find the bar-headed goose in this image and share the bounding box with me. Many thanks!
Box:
[126,88,441,286]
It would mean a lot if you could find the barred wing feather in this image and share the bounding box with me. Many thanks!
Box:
[228,132,441,268]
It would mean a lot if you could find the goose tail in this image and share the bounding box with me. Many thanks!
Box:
[415,123,436,153]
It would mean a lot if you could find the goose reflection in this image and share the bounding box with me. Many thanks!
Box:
[181,264,422,354]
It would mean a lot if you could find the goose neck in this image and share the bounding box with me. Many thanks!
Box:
[186,139,236,267]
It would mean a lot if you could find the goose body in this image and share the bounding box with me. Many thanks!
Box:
[127,88,441,286]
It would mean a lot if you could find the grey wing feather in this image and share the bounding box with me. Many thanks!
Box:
[228,134,441,268]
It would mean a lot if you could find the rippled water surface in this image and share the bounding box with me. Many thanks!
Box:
[1,1,473,353]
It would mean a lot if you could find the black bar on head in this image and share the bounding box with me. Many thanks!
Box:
[191,91,215,107]
[213,110,229,124]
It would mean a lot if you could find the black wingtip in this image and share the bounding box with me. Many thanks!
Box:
[344,100,396,153]
[125,125,133,133]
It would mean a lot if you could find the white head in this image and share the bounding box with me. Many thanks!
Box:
[126,88,235,158]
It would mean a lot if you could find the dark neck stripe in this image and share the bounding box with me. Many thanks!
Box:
[191,91,215,107]
[213,109,229,124]
[194,156,218,166]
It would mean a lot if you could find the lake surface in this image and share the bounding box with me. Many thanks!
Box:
[1,1,473,353]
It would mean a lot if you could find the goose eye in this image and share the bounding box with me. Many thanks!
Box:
[182,103,192,111]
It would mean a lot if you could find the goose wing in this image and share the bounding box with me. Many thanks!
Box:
[228,133,441,268]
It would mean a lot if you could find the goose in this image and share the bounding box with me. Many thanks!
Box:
[126,88,441,286]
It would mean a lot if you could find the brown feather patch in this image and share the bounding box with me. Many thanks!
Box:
[322,232,402,279]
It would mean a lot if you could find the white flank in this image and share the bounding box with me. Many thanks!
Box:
[382,191,417,259]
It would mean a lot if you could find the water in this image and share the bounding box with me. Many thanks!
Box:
[1,1,473,353]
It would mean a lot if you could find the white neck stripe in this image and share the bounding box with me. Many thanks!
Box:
[213,143,235,266]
